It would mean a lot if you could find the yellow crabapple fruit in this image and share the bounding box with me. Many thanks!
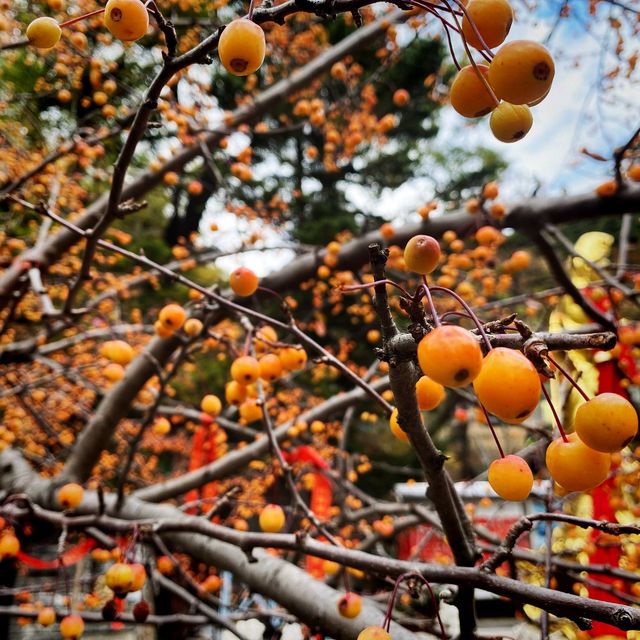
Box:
[473,347,541,423]
[573,393,638,453]
[461,0,513,50]
[57,483,84,510]
[490,102,533,143]
[230,267,259,297]
[0,534,20,559]
[26,17,61,49]
[60,615,85,639]
[450,64,497,118]
[337,592,362,618]
[488,455,533,501]
[259,504,286,533]
[545,433,611,492]
[403,235,441,275]
[200,394,222,416]
[105,562,134,595]
[417,325,483,388]
[415,376,446,411]
[104,0,149,41]
[389,408,409,442]
[158,303,186,332]
[218,19,266,76]
[488,40,555,105]
[357,627,391,640]
[37,607,56,627]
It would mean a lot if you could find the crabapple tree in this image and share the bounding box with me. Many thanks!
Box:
[1,0,640,639]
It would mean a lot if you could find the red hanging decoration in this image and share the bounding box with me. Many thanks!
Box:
[184,415,220,514]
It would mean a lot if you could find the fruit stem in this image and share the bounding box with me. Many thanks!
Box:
[421,278,441,327]
[406,0,463,70]
[430,285,493,350]
[248,0,258,21]
[382,574,405,631]
[339,279,412,299]
[441,0,499,105]
[58,8,105,28]
[541,383,569,443]
[545,353,590,402]
[478,401,505,458]
[242,329,254,356]
[446,0,495,60]
[383,572,447,639]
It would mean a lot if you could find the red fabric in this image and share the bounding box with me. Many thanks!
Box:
[283,445,329,470]
[184,421,218,514]
[585,363,627,637]
[18,538,96,569]
[283,446,333,577]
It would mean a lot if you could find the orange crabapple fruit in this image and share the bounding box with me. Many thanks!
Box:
[183,317,203,337]
[415,376,446,411]
[337,592,362,618]
[57,483,84,510]
[154,320,174,338]
[545,433,611,492]
[60,614,85,639]
[358,627,392,640]
[509,250,531,271]
[403,235,441,275]
[101,339,134,365]
[489,102,533,143]
[218,18,266,76]
[105,562,135,595]
[225,380,247,406]
[488,455,534,501]
[450,64,498,118]
[201,574,222,593]
[158,303,186,332]
[152,416,171,435]
[488,40,555,105]
[279,346,307,371]
[393,89,410,107]
[104,363,125,382]
[37,607,56,627]
[473,348,541,423]
[259,504,286,533]
[417,325,483,388]
[231,356,260,385]
[129,563,147,591]
[239,398,263,423]
[104,0,149,41]
[573,393,638,453]
[200,394,222,416]
[157,556,174,575]
[475,225,503,246]
[461,0,513,50]
[26,17,61,49]
[0,533,20,559]
[258,353,283,381]
[389,408,409,442]
[230,267,259,297]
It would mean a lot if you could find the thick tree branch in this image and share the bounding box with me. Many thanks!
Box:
[2,460,639,634]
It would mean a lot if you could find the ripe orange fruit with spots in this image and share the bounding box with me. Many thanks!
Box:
[218,19,265,76]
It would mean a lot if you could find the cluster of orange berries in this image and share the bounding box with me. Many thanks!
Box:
[450,0,554,142]
[100,338,135,382]
[154,302,204,339]
[225,327,308,424]
[26,0,149,49]
[389,234,639,501]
